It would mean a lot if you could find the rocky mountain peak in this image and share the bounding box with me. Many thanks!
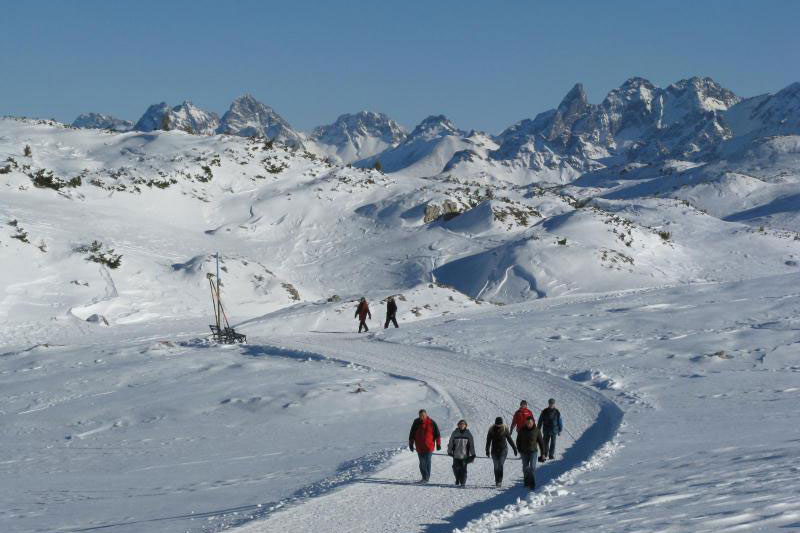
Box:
[309,111,407,164]
[666,76,740,113]
[544,83,592,142]
[407,115,462,141]
[312,111,406,144]
[557,83,590,115]
[72,112,133,132]
[217,94,303,147]
[133,101,219,135]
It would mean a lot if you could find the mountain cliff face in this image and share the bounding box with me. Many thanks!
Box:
[71,113,133,132]
[216,94,304,148]
[133,101,220,135]
[309,111,406,164]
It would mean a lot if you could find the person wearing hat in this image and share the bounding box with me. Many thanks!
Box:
[516,416,546,489]
[537,398,563,460]
[485,416,518,487]
[447,419,476,487]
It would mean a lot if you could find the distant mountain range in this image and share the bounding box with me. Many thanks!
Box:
[70,77,800,181]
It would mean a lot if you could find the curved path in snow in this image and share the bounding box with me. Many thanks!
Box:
[230,332,622,533]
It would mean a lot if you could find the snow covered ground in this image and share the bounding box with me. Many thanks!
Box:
[1,117,799,532]
[229,273,800,532]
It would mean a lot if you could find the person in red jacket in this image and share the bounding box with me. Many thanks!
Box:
[354,297,372,333]
[510,400,535,434]
[408,409,441,482]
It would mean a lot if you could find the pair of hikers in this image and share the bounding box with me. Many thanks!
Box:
[354,296,398,333]
[407,412,476,487]
[511,399,562,460]
[487,414,546,489]
[408,399,563,489]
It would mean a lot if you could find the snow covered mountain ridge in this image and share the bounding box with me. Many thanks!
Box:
[64,76,800,176]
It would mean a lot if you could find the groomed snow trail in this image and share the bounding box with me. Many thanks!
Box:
[230,332,622,533]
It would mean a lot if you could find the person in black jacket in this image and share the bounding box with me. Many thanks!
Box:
[516,416,546,489]
[485,416,518,487]
[537,398,563,460]
[384,296,399,329]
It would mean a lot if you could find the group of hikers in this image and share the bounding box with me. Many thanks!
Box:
[355,298,566,490]
[408,399,563,489]
[354,296,397,332]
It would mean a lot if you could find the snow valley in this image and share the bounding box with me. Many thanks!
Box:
[1,75,799,532]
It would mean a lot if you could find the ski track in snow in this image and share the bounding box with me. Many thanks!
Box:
[224,334,622,533]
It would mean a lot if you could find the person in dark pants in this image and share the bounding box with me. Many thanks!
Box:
[537,398,563,460]
[485,416,518,487]
[516,416,546,489]
[447,419,476,487]
[384,296,399,329]
[355,297,372,333]
[409,409,441,482]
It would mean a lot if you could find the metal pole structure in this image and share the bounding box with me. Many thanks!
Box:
[215,253,223,330]
[208,277,219,329]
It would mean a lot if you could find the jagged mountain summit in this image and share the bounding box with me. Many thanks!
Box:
[483,76,744,183]
[310,111,407,164]
[133,101,220,135]
[216,94,304,148]
[406,114,464,140]
[71,112,133,132]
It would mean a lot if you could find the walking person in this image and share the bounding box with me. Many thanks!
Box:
[384,296,399,329]
[538,398,563,460]
[516,416,546,490]
[485,417,518,488]
[408,409,441,483]
[509,400,535,434]
[447,419,476,487]
[354,297,372,333]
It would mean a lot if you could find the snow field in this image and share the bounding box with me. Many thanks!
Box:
[2,113,800,533]
[0,326,444,533]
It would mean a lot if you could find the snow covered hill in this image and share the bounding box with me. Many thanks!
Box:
[357,115,497,178]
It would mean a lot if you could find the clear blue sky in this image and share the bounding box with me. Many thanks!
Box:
[2,1,798,133]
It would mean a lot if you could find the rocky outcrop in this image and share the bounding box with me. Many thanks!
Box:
[423,199,462,223]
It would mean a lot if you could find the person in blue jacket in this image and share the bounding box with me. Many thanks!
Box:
[537,398,563,460]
